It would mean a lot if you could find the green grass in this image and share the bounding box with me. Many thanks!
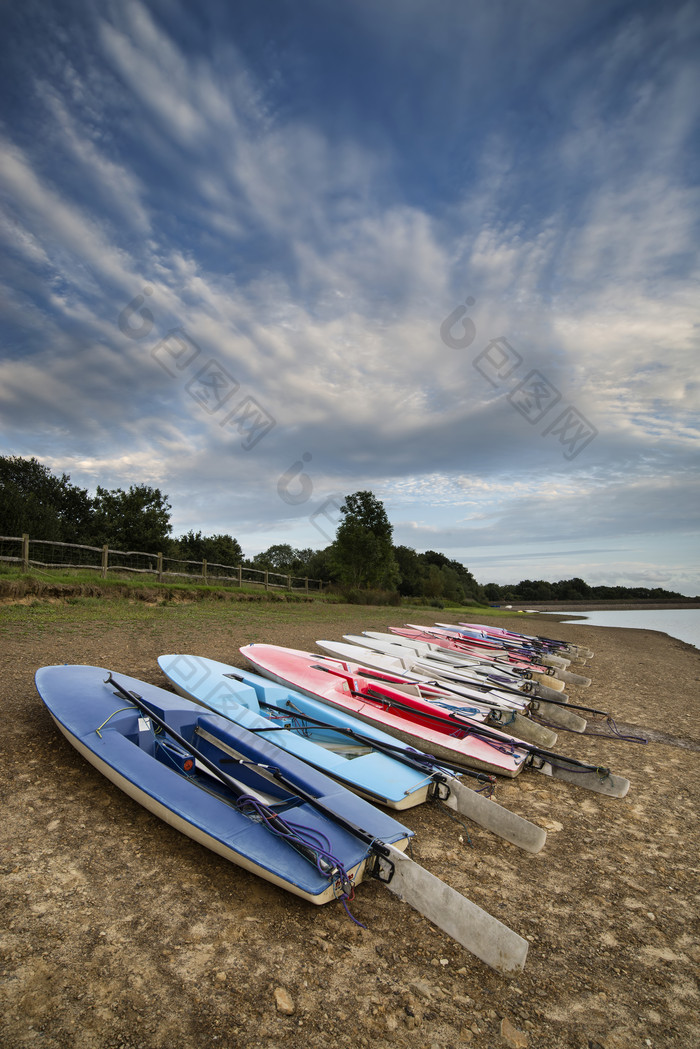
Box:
[0,580,538,659]
[0,564,326,599]
[0,566,535,644]
[0,565,512,615]
[0,593,518,634]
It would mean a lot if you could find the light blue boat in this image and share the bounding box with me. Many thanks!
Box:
[158,653,442,810]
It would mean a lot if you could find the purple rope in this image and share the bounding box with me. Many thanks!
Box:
[235,794,366,925]
[602,716,648,744]
[455,725,522,758]
[533,713,648,744]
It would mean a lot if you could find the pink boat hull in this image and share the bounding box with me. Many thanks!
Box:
[240,644,527,778]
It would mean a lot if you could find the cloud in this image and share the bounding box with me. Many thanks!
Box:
[37,86,152,234]
[98,8,208,150]
[0,139,141,302]
[0,1,698,591]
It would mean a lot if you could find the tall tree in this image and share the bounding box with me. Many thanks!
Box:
[332,491,399,589]
[92,484,172,553]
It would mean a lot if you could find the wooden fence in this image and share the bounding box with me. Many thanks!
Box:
[0,534,324,592]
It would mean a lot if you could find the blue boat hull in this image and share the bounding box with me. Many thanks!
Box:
[158,654,438,809]
[35,665,412,904]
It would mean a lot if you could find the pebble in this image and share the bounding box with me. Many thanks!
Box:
[274,987,294,1015]
[409,980,434,999]
[453,993,473,1006]
[500,1016,529,1048]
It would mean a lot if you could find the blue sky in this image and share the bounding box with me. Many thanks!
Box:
[1,0,698,594]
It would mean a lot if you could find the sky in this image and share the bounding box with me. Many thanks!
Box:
[0,0,699,595]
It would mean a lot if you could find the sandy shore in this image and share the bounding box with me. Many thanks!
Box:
[1,605,699,1049]
[489,602,700,612]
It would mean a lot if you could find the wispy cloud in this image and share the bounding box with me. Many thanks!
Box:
[0,0,698,590]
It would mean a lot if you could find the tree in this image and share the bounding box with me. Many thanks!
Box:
[0,455,93,542]
[304,546,339,584]
[394,545,425,597]
[92,484,172,553]
[423,563,445,600]
[249,545,326,578]
[332,491,399,589]
[177,530,243,566]
[513,579,555,601]
[293,548,317,574]
[551,577,591,601]
[420,551,484,604]
[251,544,300,574]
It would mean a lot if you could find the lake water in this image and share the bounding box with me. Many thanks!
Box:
[553,609,700,650]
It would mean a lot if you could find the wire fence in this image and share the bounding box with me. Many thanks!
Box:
[0,535,325,592]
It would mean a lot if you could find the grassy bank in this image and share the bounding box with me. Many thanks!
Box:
[0,565,322,602]
[0,566,505,617]
[0,589,524,650]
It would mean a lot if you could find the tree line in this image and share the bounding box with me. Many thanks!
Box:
[0,456,689,602]
[483,578,688,603]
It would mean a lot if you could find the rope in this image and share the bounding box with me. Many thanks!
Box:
[278,700,320,738]
[96,690,368,926]
[455,723,522,758]
[599,716,648,744]
[340,891,366,928]
[234,794,365,925]
[95,706,136,737]
[433,798,474,846]
[403,772,438,796]
[532,712,648,744]
[431,699,487,719]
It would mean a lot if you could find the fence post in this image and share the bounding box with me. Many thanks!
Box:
[287,574,291,590]
[22,533,29,572]
[101,545,109,579]
[304,576,309,593]
[157,552,163,582]
[238,565,242,588]
[202,559,207,584]
[264,570,269,591]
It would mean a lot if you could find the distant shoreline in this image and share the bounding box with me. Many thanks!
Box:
[492,601,700,613]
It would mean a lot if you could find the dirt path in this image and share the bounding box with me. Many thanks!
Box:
[1,604,699,1049]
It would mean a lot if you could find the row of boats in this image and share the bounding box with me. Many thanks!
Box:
[35,620,633,974]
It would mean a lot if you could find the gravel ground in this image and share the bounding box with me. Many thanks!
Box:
[1,597,698,1049]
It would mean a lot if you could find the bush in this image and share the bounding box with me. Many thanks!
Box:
[337,587,402,606]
